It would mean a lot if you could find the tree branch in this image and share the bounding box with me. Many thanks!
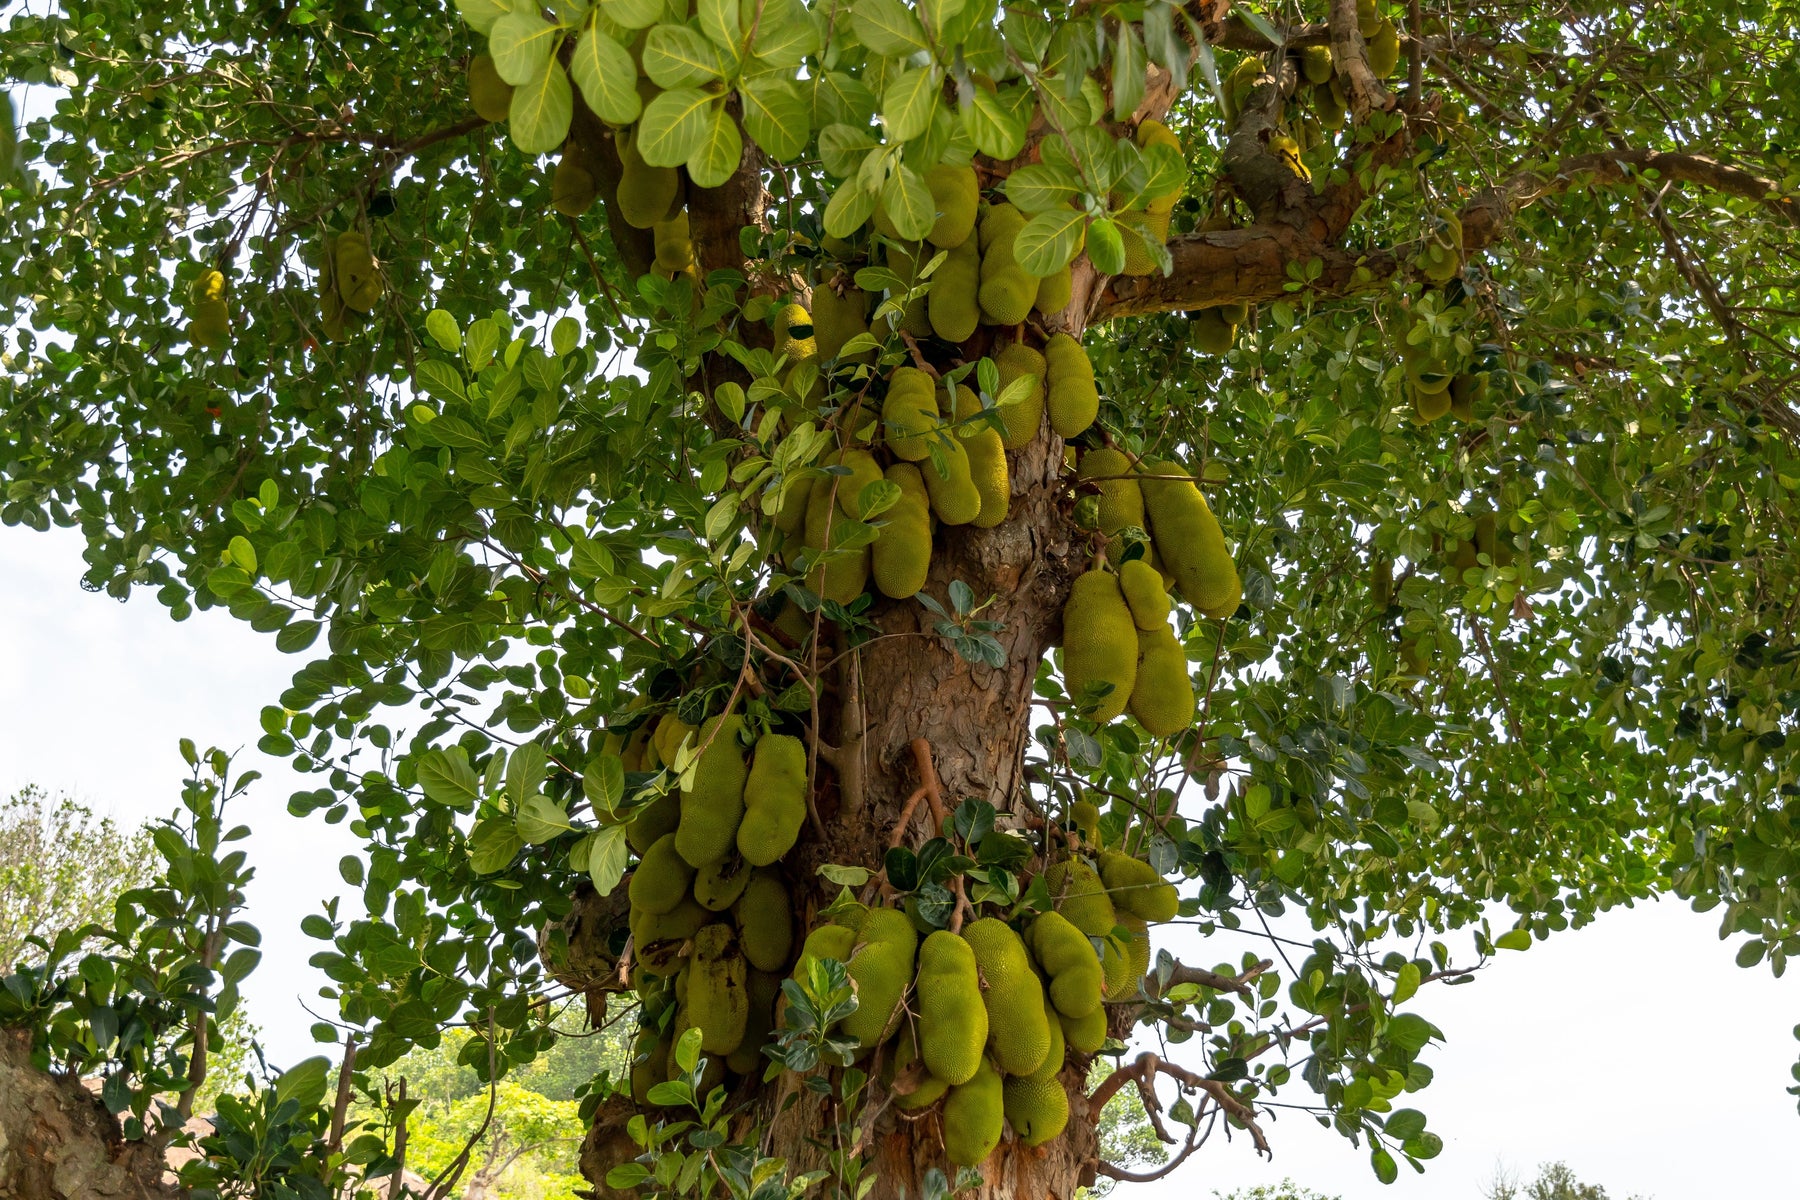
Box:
[1327,0,1391,121]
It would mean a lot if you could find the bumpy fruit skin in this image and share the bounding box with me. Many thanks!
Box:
[921,434,982,526]
[1070,798,1101,844]
[890,1024,950,1110]
[812,278,873,363]
[334,232,383,313]
[1078,448,1146,545]
[994,342,1046,449]
[774,303,818,363]
[649,713,695,770]
[914,930,988,1085]
[883,241,935,337]
[942,1058,1004,1166]
[616,127,681,229]
[1034,265,1073,316]
[953,384,1010,528]
[726,969,783,1074]
[961,918,1051,1076]
[925,163,980,249]
[1027,910,1104,1018]
[928,237,981,342]
[1045,333,1099,438]
[792,923,857,987]
[1098,850,1179,923]
[1059,1003,1107,1054]
[468,54,515,122]
[554,143,601,217]
[872,463,933,600]
[1043,858,1116,937]
[842,907,919,1048]
[1141,459,1242,619]
[686,924,749,1055]
[882,367,940,462]
[675,715,750,868]
[693,856,751,911]
[977,204,1037,326]
[629,832,695,916]
[1299,44,1335,85]
[653,210,694,275]
[1449,371,1487,421]
[1368,19,1401,76]
[1062,570,1138,722]
[1118,208,1172,276]
[1004,1074,1070,1146]
[1191,307,1236,354]
[632,897,709,976]
[1118,557,1171,631]
[735,870,794,972]
[803,476,871,604]
[627,790,682,855]
[1129,624,1196,738]
[831,448,886,519]
[737,733,808,866]
[1101,916,1151,1000]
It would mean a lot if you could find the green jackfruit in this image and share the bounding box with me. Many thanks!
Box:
[653,210,694,275]
[737,733,808,866]
[685,924,748,1055]
[1368,20,1401,77]
[925,163,980,249]
[633,896,709,976]
[774,303,818,363]
[1129,624,1196,738]
[1141,459,1241,619]
[1045,334,1098,438]
[961,917,1051,1076]
[1043,858,1116,937]
[1100,917,1151,1001]
[813,279,873,363]
[1118,557,1171,632]
[830,448,885,520]
[1025,990,1065,1082]
[1315,78,1347,130]
[726,969,782,1074]
[693,855,751,911]
[649,713,695,771]
[334,232,382,313]
[1070,798,1101,844]
[773,472,815,539]
[843,907,918,1048]
[1027,910,1104,1019]
[883,241,935,338]
[1077,448,1145,543]
[675,715,749,868]
[1449,371,1487,421]
[977,204,1036,326]
[1098,850,1179,923]
[1357,0,1380,36]
[468,55,515,123]
[1192,307,1236,354]
[1004,1074,1070,1146]
[1059,1003,1107,1054]
[802,475,871,604]
[928,237,981,342]
[1299,44,1334,85]
[616,127,680,229]
[1062,570,1138,723]
[793,922,857,982]
[942,1058,1004,1166]
[891,1023,949,1110]
[1035,265,1073,316]
[629,832,695,916]
[735,870,794,972]
[915,930,987,1085]
[626,789,681,855]
[1118,208,1171,277]
[953,384,1009,528]
[872,463,933,600]
[631,1028,669,1104]
[994,342,1046,449]
[882,367,940,462]
[554,142,601,217]
[921,435,982,526]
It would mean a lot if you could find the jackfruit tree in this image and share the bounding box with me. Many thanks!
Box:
[2,0,1800,1198]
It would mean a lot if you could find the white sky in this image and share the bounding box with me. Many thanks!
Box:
[2,523,1794,1198]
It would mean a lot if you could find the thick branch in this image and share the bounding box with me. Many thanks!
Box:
[1327,0,1391,120]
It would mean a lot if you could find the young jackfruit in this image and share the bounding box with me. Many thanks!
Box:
[1118,208,1171,277]
[693,855,752,911]
[961,917,1051,1076]
[953,384,1009,528]
[187,268,231,349]
[631,1028,669,1104]
[1368,19,1401,77]
[468,54,515,123]
[653,210,694,275]
[1070,798,1101,844]
[1449,371,1488,421]
[649,713,695,771]
[1024,990,1065,1082]
[915,930,987,1085]
[685,924,749,1055]
[921,435,982,526]
[1043,858,1116,937]
[792,922,857,984]
[1100,917,1152,1001]
[632,896,709,976]
[554,142,601,217]
[1004,1074,1070,1147]
[1062,570,1138,723]
[629,832,695,916]
[737,733,808,866]
[1191,307,1236,355]
[842,906,919,1049]
[812,278,873,363]
[1045,334,1098,439]
[616,127,681,229]
[774,303,818,364]
[1059,1003,1107,1054]
[674,715,749,868]
[735,870,794,972]
[942,1058,1004,1166]
[627,790,682,855]
[881,367,941,462]
[1098,850,1179,923]
[890,1023,950,1110]
[1027,910,1104,1019]
[977,204,1037,326]
[1129,624,1196,738]
[1141,459,1241,619]
[1077,448,1146,545]
[928,236,981,342]
[334,232,383,314]
[1118,557,1171,632]
[829,448,885,520]
[1035,264,1073,316]
[1299,44,1334,85]
[872,463,933,600]
[992,342,1046,450]
[883,240,936,338]
[925,163,980,249]
[803,476,872,604]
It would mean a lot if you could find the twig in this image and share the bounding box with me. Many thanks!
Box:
[323,1035,359,1175]
[887,785,931,849]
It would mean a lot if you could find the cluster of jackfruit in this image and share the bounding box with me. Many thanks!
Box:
[1397,301,1492,425]
[1060,561,1198,734]
[1441,508,1514,580]
[314,230,385,343]
[618,711,808,1095]
[1117,121,1185,277]
[186,267,231,351]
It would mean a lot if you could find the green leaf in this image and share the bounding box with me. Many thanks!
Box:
[1494,928,1533,951]
[739,76,809,161]
[456,0,511,34]
[584,753,626,817]
[417,748,481,810]
[823,181,879,239]
[606,1164,652,1189]
[1385,1108,1427,1141]
[674,1025,704,1074]
[918,0,966,37]
[506,741,548,807]
[851,0,928,56]
[747,0,819,67]
[414,359,466,404]
[489,11,562,87]
[599,0,666,29]
[274,1056,332,1111]
[587,824,631,895]
[1004,162,1083,214]
[883,67,939,143]
[1392,960,1421,1004]
[1111,22,1144,120]
[1085,215,1125,275]
[1736,938,1768,968]
[465,318,501,371]
[1371,1147,1399,1185]
[425,309,461,352]
[638,88,716,167]
[508,59,574,154]
[552,315,580,357]
[516,794,571,844]
[1385,1012,1436,1053]
[687,104,744,187]
[699,0,742,50]
[961,85,1026,159]
[226,535,257,572]
[819,123,877,178]
[644,23,723,89]
[1013,209,1085,276]
[275,619,321,653]
[881,164,935,241]
[470,816,524,874]
[571,26,644,125]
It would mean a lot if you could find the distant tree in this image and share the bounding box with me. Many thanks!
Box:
[1484,1160,1651,1200]
[406,1081,586,1200]
[0,786,155,965]
[1213,1182,1341,1200]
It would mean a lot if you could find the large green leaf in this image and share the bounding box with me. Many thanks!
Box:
[881,164,935,241]
[571,25,643,125]
[687,104,744,187]
[740,75,810,161]
[488,11,562,87]
[962,84,1026,159]
[851,0,928,55]
[643,22,723,89]
[507,60,574,154]
[1013,209,1085,276]
[637,87,716,167]
[882,67,939,144]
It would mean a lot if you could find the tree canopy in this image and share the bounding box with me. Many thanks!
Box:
[2,0,1799,1197]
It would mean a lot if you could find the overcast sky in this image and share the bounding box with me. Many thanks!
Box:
[2,523,1793,1199]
